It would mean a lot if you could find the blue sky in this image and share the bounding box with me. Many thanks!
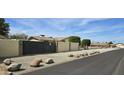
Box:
[5,18,124,43]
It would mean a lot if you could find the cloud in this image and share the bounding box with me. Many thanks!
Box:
[6,18,124,43]
[74,20,124,35]
[79,18,109,26]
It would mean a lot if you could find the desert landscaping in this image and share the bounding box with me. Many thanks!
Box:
[1,18,124,75]
[0,48,119,75]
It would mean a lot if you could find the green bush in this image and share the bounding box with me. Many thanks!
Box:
[68,36,81,45]
[81,39,91,49]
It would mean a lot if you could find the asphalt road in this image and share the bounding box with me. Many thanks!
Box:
[24,49,124,75]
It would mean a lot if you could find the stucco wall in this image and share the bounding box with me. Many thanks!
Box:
[70,42,79,51]
[0,40,22,57]
[116,44,124,48]
[56,42,70,52]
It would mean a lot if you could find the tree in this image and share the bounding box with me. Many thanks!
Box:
[108,41,113,44]
[81,39,91,49]
[9,33,28,39]
[0,18,10,37]
[68,36,81,45]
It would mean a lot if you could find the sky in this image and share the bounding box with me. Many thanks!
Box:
[5,18,124,43]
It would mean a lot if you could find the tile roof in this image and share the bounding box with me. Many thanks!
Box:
[28,36,55,41]
[54,37,69,41]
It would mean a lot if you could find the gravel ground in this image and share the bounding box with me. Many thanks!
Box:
[25,48,124,75]
[1,48,119,75]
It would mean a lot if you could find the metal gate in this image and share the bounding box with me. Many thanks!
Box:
[22,41,56,55]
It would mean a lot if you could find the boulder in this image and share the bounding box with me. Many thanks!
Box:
[0,64,12,75]
[3,58,12,65]
[68,54,74,57]
[7,72,13,75]
[80,54,85,56]
[89,53,93,55]
[74,54,80,58]
[8,63,22,72]
[84,52,88,56]
[96,51,100,53]
[30,58,43,67]
[0,65,7,75]
[45,58,54,64]
[89,52,96,55]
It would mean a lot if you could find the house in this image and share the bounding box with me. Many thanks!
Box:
[28,35,55,42]
[54,37,70,42]
[116,43,124,48]
[28,35,70,42]
[90,41,110,48]
[0,35,7,39]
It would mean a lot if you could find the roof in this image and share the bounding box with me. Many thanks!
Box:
[91,42,109,45]
[28,36,55,41]
[0,35,7,39]
[54,37,69,41]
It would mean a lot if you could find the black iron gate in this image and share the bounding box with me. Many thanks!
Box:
[22,41,56,55]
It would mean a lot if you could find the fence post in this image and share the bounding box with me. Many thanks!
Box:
[56,41,58,52]
[69,42,71,51]
[19,40,23,56]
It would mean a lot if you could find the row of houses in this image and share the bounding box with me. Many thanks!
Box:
[116,43,124,48]
[28,35,70,42]
[0,34,117,48]
[0,34,123,57]
[89,41,116,49]
[0,35,79,57]
[22,35,116,49]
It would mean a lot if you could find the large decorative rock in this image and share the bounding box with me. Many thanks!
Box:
[84,52,88,56]
[74,54,80,58]
[3,58,12,65]
[30,58,43,67]
[7,63,22,72]
[89,53,93,55]
[80,54,85,56]
[96,51,100,53]
[0,64,12,75]
[68,54,74,57]
[89,52,96,55]
[0,65,8,75]
[45,58,54,64]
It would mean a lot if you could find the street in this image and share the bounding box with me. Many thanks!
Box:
[24,49,124,75]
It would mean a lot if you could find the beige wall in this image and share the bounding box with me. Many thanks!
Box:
[116,44,124,48]
[0,40,22,57]
[70,43,79,51]
[56,42,70,52]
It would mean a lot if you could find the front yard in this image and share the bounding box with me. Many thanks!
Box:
[0,48,119,75]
